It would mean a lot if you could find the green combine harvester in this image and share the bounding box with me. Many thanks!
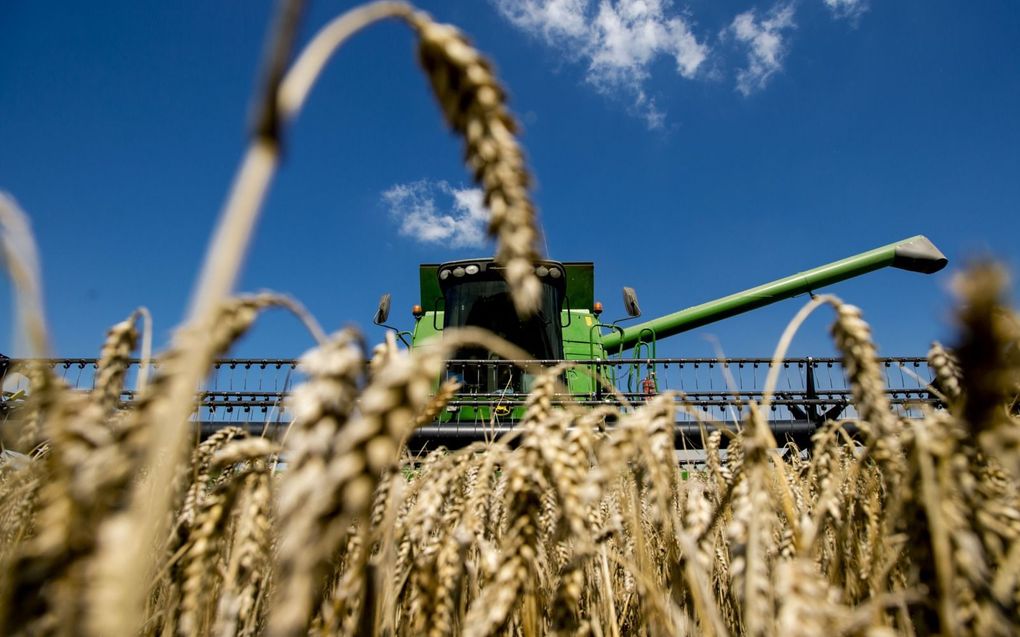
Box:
[371,235,947,446]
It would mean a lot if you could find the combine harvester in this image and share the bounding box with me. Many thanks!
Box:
[377,234,948,450]
[1,236,947,450]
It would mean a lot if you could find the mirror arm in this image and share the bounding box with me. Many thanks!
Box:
[610,314,640,328]
[376,323,412,348]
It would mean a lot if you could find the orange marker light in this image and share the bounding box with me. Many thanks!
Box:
[593,301,603,316]
[412,304,424,319]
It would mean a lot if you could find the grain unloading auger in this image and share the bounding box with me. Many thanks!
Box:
[600,234,948,354]
[373,235,947,449]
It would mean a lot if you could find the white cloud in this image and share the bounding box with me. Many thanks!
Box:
[493,0,708,128]
[728,4,796,96]
[824,0,868,21]
[381,180,489,248]
[497,0,590,40]
[496,1,870,116]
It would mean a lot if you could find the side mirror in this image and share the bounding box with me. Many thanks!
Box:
[622,287,641,318]
[373,293,392,325]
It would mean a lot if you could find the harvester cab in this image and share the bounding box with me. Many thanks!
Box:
[405,259,594,398]
[380,234,948,424]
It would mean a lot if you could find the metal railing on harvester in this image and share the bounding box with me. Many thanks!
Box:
[1,355,941,449]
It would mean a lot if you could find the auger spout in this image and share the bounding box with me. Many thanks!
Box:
[601,235,947,355]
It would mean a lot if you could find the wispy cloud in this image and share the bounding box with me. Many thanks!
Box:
[381,180,489,248]
[495,1,869,118]
[493,0,708,128]
[824,0,868,21]
[728,4,796,96]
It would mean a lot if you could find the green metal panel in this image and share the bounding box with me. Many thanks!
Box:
[561,309,603,394]
[561,310,603,356]
[418,264,442,308]
[563,262,595,310]
[411,311,443,347]
[602,235,947,354]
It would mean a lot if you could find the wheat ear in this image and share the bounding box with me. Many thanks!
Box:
[270,330,365,637]
[86,293,317,637]
[952,262,1020,475]
[178,438,276,636]
[409,12,543,315]
[928,341,962,403]
[92,310,141,416]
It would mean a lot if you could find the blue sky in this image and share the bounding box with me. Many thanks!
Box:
[1,0,1018,360]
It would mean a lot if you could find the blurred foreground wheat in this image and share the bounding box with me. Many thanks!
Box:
[2,2,1020,636]
[2,256,1019,637]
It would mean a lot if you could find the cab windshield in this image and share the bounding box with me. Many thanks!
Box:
[443,279,563,359]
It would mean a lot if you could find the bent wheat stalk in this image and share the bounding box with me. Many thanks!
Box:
[0,192,50,357]
[194,1,540,334]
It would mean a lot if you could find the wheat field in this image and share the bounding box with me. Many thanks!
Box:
[2,2,1019,636]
